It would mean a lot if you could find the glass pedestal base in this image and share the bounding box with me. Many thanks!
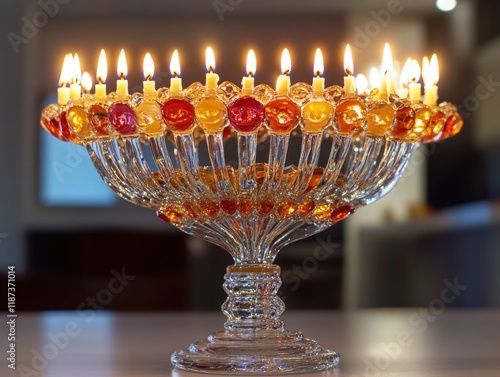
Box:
[171,329,339,374]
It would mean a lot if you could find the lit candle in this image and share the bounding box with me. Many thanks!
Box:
[312,48,324,93]
[143,52,156,99]
[116,49,128,99]
[81,72,92,94]
[421,56,430,87]
[355,73,368,94]
[241,49,256,95]
[370,67,381,91]
[396,57,412,98]
[70,53,82,100]
[408,59,421,104]
[380,43,393,98]
[95,49,107,101]
[169,50,182,96]
[57,54,72,105]
[424,54,439,106]
[276,48,291,95]
[205,47,219,90]
[343,44,355,96]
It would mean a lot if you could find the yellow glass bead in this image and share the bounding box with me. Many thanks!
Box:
[366,102,395,137]
[195,97,228,133]
[67,106,91,138]
[301,100,334,133]
[334,99,367,134]
[136,100,164,135]
[407,106,432,140]
[312,203,332,221]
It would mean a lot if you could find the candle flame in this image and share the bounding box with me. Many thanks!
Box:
[400,57,412,88]
[117,49,128,79]
[170,50,181,77]
[421,56,429,86]
[344,44,354,76]
[206,47,215,72]
[72,53,81,85]
[355,73,368,94]
[59,53,73,87]
[143,52,154,80]
[370,67,381,89]
[81,72,92,92]
[428,53,439,86]
[382,43,393,76]
[97,49,107,84]
[281,48,291,75]
[246,49,256,76]
[409,59,421,83]
[314,48,324,76]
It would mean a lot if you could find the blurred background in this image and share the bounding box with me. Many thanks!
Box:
[1,0,499,311]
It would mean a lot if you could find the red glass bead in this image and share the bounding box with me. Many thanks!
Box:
[89,104,110,136]
[108,103,137,135]
[40,117,62,140]
[265,97,300,134]
[156,210,170,223]
[228,96,264,133]
[220,198,237,215]
[59,111,79,142]
[161,98,195,132]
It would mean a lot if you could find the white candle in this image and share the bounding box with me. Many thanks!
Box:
[143,53,156,99]
[396,57,411,99]
[205,47,219,90]
[81,72,92,94]
[241,49,255,95]
[116,49,128,99]
[408,59,421,104]
[276,48,291,95]
[312,48,324,93]
[379,43,393,98]
[424,54,439,106]
[95,49,107,101]
[70,53,82,100]
[57,53,71,105]
[343,44,355,96]
[169,50,182,96]
[355,74,368,94]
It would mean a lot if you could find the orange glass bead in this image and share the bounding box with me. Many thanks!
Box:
[238,199,254,216]
[334,99,367,134]
[220,198,237,215]
[200,200,219,217]
[162,98,195,133]
[301,100,333,133]
[297,199,315,216]
[366,102,395,137]
[157,208,183,224]
[331,204,355,221]
[257,199,274,216]
[422,110,445,142]
[391,106,415,139]
[89,104,110,136]
[276,201,297,219]
[407,106,431,140]
[304,169,324,193]
[313,203,332,220]
[182,201,199,219]
[265,97,301,134]
[440,113,464,140]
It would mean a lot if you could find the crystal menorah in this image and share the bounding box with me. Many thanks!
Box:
[41,46,462,374]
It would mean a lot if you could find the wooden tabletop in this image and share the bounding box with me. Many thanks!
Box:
[4,309,500,376]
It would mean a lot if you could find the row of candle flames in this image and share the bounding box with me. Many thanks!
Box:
[56,43,440,107]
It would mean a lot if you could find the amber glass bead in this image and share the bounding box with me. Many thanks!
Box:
[276,200,297,219]
[161,98,195,133]
[257,199,274,216]
[67,106,91,138]
[228,96,265,133]
[440,113,464,140]
[157,208,183,224]
[407,106,432,140]
[200,200,219,217]
[297,199,315,215]
[195,97,228,133]
[137,100,164,135]
[264,97,300,134]
[238,199,254,215]
[220,198,237,215]
[313,203,332,221]
[301,100,333,133]
[108,103,137,135]
[391,106,415,139]
[334,99,367,134]
[331,204,354,221]
[181,201,199,219]
[89,104,110,136]
[422,110,445,142]
[366,102,395,137]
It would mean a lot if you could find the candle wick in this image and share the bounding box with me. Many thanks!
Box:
[248,72,253,78]
[120,73,125,80]
[283,69,290,75]
[173,72,179,78]
[384,69,388,76]
[208,67,214,74]
[345,68,352,76]
[146,74,152,81]
[315,70,321,77]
